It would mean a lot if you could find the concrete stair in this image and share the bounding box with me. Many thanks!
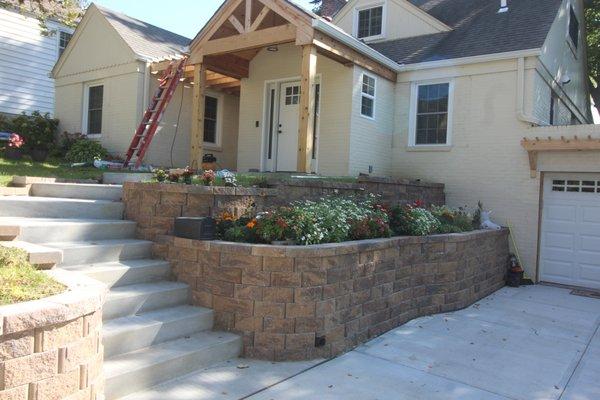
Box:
[104,332,242,400]
[30,182,123,201]
[0,186,242,399]
[0,196,124,219]
[0,218,136,242]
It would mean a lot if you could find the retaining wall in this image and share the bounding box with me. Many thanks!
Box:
[155,229,509,361]
[123,177,445,242]
[0,270,106,400]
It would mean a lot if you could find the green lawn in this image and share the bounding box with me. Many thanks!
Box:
[0,247,64,305]
[0,156,102,186]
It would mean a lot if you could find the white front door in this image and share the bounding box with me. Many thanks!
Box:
[540,173,600,289]
[276,82,300,172]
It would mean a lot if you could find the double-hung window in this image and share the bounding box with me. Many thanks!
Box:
[203,95,219,145]
[410,82,452,146]
[357,5,383,40]
[85,85,103,136]
[361,74,376,119]
[58,31,72,56]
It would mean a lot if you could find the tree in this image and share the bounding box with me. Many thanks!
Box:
[309,0,323,15]
[0,0,85,32]
[587,0,600,115]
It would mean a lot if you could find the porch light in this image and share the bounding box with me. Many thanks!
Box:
[267,45,279,52]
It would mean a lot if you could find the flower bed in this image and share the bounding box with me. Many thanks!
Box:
[216,197,479,245]
[156,228,509,361]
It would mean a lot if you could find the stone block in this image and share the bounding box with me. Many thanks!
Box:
[263,317,295,334]
[0,331,34,362]
[285,303,315,318]
[262,287,293,303]
[263,257,294,272]
[213,296,254,316]
[271,272,301,287]
[41,318,84,352]
[1,350,58,389]
[253,302,285,318]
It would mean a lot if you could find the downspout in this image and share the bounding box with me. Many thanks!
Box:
[516,57,541,125]
[142,62,150,115]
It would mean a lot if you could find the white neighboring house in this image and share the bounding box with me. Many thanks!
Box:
[0,6,74,116]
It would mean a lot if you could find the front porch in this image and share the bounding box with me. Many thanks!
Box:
[152,0,397,175]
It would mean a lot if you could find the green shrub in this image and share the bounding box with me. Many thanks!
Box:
[431,205,474,233]
[390,204,440,236]
[0,247,64,305]
[65,139,109,163]
[10,111,58,151]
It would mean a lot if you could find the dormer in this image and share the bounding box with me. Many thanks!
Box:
[333,0,451,43]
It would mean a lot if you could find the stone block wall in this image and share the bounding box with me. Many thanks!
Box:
[155,229,509,361]
[123,178,445,242]
[0,270,106,400]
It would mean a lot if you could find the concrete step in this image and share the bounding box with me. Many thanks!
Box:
[103,305,214,358]
[44,239,153,267]
[0,240,62,268]
[0,196,124,220]
[104,331,242,400]
[103,281,190,321]
[0,218,136,243]
[62,259,171,288]
[30,182,123,201]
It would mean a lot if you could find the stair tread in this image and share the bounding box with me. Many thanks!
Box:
[0,196,122,204]
[104,331,240,378]
[107,281,189,299]
[103,305,212,337]
[64,258,170,272]
[43,239,153,249]
[32,183,123,189]
[0,217,134,227]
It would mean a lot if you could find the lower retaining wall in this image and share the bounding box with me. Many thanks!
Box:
[0,270,106,400]
[123,177,445,242]
[156,229,509,361]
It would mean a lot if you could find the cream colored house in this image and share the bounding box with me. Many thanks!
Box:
[54,0,600,290]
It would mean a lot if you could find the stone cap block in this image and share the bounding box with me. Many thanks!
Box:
[11,176,56,187]
[0,241,63,268]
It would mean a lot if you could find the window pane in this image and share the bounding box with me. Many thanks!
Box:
[357,7,383,38]
[358,9,370,38]
[414,83,450,145]
[569,7,579,48]
[361,96,373,117]
[204,96,218,144]
[370,7,383,36]
[89,86,103,109]
[88,110,102,135]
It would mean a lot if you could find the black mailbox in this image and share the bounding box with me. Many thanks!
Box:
[174,217,216,241]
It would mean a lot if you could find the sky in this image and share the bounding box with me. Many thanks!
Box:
[93,0,316,39]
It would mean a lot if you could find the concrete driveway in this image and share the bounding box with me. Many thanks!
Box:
[249,285,600,400]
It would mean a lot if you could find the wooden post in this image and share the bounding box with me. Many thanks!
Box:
[297,44,317,173]
[190,63,206,170]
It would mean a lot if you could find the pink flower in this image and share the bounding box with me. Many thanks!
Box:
[8,133,24,149]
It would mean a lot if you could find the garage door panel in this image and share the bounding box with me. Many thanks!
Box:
[541,173,600,289]
[543,260,574,279]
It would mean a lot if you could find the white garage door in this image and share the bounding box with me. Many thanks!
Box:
[540,174,600,289]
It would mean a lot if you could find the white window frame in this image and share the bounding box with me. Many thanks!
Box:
[82,82,104,138]
[360,72,377,120]
[57,30,73,57]
[408,79,454,149]
[566,2,580,56]
[203,91,224,149]
[353,2,386,42]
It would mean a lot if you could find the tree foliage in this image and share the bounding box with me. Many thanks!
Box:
[309,0,322,15]
[0,0,85,31]
[586,0,600,114]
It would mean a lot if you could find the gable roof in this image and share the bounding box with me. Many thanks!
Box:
[369,0,562,65]
[95,4,190,61]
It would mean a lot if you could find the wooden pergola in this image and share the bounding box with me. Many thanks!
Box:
[179,0,397,171]
[521,136,600,178]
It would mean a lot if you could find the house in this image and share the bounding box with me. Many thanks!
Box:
[53,0,600,290]
[0,5,74,116]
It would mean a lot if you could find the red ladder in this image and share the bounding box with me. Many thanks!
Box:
[123,57,187,168]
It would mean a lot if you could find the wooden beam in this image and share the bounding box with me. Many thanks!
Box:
[204,54,249,79]
[190,63,206,170]
[190,0,244,48]
[228,15,245,34]
[313,32,397,82]
[257,0,313,41]
[297,44,317,173]
[198,24,297,57]
[250,5,270,31]
[521,136,600,151]
[207,76,239,85]
[244,0,252,31]
[211,80,242,89]
[527,151,538,178]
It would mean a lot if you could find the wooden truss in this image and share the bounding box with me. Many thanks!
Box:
[521,135,600,178]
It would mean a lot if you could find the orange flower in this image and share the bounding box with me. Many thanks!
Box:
[221,211,235,221]
[246,219,257,229]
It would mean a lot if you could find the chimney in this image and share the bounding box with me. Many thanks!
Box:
[498,0,508,13]
[320,0,347,18]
